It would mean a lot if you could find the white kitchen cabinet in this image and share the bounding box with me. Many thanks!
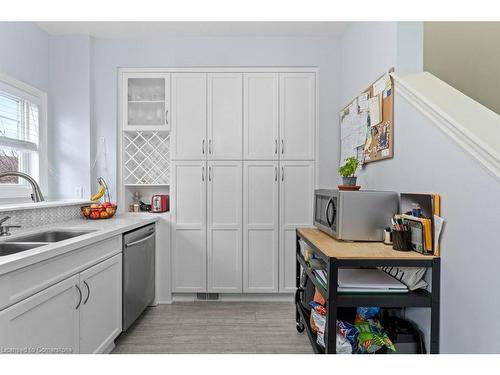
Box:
[243,161,279,293]
[171,161,207,292]
[0,274,80,353]
[208,73,243,160]
[279,73,315,160]
[207,161,243,293]
[79,254,122,354]
[279,161,315,292]
[122,72,171,132]
[171,73,207,160]
[243,73,279,160]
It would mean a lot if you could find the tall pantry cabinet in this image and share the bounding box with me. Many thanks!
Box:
[243,72,315,293]
[171,69,316,295]
[171,73,244,293]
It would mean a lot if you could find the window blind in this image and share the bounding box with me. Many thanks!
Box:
[0,89,39,153]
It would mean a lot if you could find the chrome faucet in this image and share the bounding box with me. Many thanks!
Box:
[0,171,45,202]
[0,216,21,236]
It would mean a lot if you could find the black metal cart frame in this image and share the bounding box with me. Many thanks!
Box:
[295,229,440,354]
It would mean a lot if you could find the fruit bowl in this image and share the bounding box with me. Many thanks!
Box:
[81,203,117,220]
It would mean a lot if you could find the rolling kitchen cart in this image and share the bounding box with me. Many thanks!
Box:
[295,228,440,354]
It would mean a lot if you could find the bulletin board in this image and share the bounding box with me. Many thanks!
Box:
[339,68,394,166]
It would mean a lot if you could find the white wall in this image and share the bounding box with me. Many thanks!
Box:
[0,24,92,201]
[382,94,500,354]
[0,23,49,201]
[340,22,398,107]
[48,35,93,199]
[91,36,341,197]
[340,22,423,185]
[424,22,500,115]
[0,22,49,92]
[340,22,500,353]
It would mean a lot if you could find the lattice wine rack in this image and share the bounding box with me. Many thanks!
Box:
[123,131,170,185]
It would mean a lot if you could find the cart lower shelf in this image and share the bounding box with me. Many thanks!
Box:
[296,302,325,354]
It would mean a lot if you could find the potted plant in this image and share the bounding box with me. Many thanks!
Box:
[339,157,359,187]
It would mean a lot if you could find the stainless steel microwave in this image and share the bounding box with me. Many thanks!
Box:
[314,189,399,241]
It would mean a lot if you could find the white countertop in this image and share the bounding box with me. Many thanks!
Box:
[0,199,92,213]
[0,214,159,275]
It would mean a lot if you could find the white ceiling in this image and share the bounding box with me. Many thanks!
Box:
[36,22,348,38]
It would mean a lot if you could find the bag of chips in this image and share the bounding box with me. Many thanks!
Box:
[337,320,359,352]
[336,331,353,354]
[356,306,380,320]
[355,318,396,353]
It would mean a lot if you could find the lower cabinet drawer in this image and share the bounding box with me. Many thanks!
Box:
[0,236,121,311]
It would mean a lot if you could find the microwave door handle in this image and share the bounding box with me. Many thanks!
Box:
[325,197,333,227]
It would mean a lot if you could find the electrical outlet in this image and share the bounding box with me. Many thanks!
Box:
[75,186,83,199]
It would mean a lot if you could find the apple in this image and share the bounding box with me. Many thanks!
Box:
[90,203,99,209]
[100,211,109,219]
[102,202,112,208]
[89,211,100,219]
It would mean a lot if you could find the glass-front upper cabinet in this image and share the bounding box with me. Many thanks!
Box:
[122,73,171,131]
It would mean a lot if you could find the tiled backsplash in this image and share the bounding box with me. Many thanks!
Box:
[1,205,84,233]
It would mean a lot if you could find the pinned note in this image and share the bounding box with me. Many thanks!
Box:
[368,95,382,126]
[373,73,390,96]
[357,93,369,112]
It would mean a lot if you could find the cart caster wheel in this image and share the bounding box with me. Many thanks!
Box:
[296,322,305,333]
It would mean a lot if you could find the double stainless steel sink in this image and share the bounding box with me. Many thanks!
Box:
[0,230,96,257]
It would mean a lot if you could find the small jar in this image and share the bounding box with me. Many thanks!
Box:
[383,227,393,245]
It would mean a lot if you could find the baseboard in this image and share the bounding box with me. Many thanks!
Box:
[172,293,294,302]
[157,299,173,304]
[101,339,116,354]
[221,293,294,302]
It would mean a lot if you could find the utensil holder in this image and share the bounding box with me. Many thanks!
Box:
[392,230,412,251]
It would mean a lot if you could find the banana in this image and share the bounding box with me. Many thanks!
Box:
[90,183,106,201]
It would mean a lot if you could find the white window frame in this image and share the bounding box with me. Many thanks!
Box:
[0,72,48,200]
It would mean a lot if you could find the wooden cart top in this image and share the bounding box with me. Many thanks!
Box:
[297,228,438,260]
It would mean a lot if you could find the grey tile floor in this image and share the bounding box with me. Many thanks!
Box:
[113,302,313,354]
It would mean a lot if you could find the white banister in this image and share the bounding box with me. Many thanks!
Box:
[392,72,500,182]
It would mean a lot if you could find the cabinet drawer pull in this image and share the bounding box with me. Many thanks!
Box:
[281,166,284,181]
[275,139,278,154]
[275,166,277,181]
[202,139,205,154]
[209,166,212,181]
[202,166,205,182]
[281,139,284,154]
[83,281,90,304]
[209,139,212,155]
[165,110,168,125]
[75,284,82,310]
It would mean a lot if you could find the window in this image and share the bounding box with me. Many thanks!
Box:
[0,73,47,200]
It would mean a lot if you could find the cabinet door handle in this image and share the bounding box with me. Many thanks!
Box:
[83,281,90,304]
[202,139,205,154]
[75,284,82,310]
[275,139,278,154]
[209,166,212,181]
[209,139,212,155]
[202,166,205,182]
[165,110,168,125]
[281,139,284,154]
[281,166,284,181]
[275,166,277,181]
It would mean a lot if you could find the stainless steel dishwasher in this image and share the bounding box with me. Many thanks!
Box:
[123,223,155,331]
